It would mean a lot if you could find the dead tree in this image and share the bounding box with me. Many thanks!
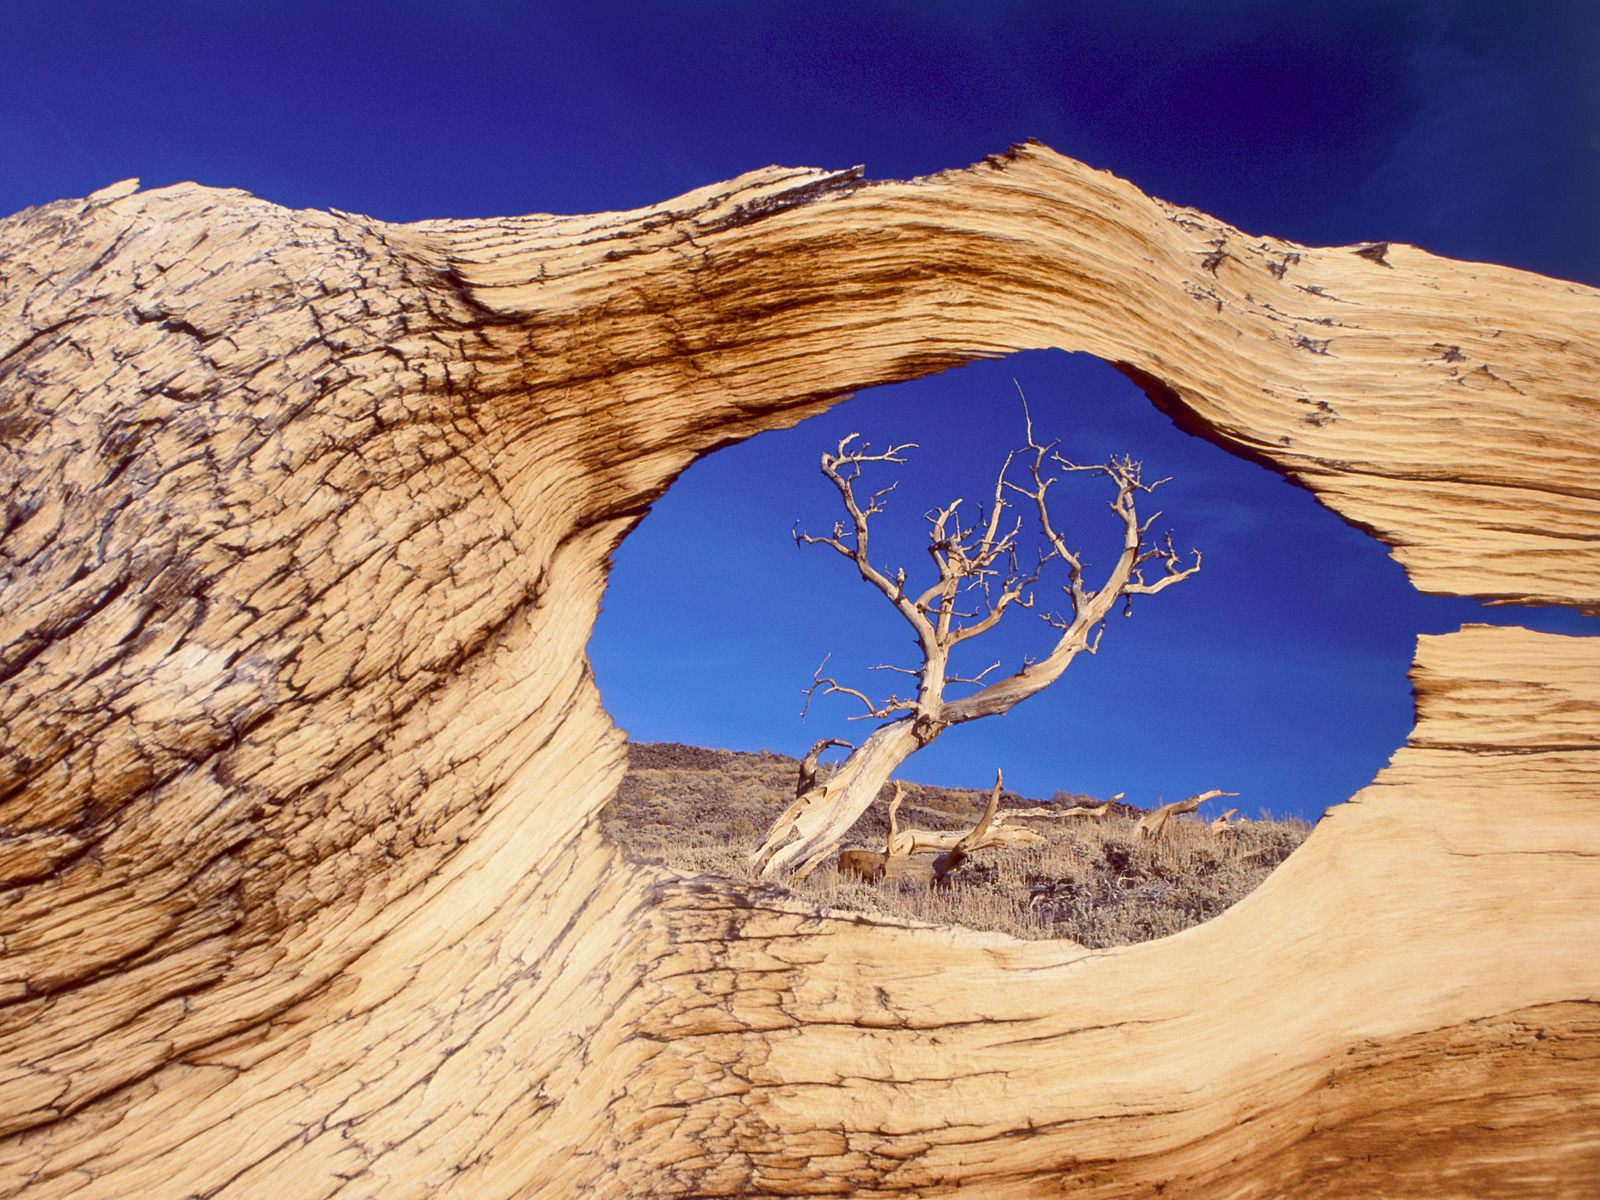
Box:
[1057,793,1124,820]
[1134,790,1237,843]
[838,770,1017,884]
[887,779,1046,857]
[928,809,1045,852]
[752,410,1201,879]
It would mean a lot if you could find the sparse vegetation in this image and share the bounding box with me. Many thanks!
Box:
[606,742,1311,947]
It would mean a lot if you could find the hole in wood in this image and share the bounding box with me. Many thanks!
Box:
[592,349,1586,944]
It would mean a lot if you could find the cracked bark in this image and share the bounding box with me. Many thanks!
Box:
[1,143,1598,1197]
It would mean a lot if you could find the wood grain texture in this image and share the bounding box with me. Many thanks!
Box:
[1,144,1596,1196]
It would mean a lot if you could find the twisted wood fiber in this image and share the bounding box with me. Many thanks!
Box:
[1,144,1596,1196]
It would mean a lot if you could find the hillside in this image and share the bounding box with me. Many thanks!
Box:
[604,741,1310,946]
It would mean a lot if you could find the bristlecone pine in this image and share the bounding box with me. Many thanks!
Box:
[2,147,1597,1197]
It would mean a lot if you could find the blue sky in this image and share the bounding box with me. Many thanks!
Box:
[4,2,1596,817]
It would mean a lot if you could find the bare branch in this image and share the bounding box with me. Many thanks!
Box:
[946,546,1050,645]
[800,655,913,721]
[944,438,1202,724]
[913,578,951,614]
[885,782,910,857]
[796,737,851,797]
[932,768,1005,882]
[959,768,1004,851]
[978,447,1019,556]
[793,523,858,561]
[1055,793,1123,820]
[1134,789,1239,843]
[1126,532,1203,595]
[802,437,938,646]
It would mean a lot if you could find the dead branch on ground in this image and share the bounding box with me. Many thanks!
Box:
[1134,790,1237,843]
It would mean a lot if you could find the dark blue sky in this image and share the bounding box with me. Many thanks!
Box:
[5,2,1596,817]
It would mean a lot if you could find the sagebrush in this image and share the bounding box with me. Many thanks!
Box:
[605,742,1310,947]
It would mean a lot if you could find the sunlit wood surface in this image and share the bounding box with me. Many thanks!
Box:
[2,146,1596,1197]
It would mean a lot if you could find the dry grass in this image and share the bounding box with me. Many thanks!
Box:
[604,742,1311,947]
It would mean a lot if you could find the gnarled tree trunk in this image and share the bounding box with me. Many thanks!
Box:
[752,433,1198,881]
[1,146,1597,1197]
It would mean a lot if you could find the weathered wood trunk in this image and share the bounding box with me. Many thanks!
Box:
[754,715,922,878]
[1,146,1597,1197]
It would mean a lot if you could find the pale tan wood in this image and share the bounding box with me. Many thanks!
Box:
[897,812,1047,855]
[1052,794,1121,820]
[839,773,1033,884]
[1133,789,1236,843]
[1,143,1597,1197]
